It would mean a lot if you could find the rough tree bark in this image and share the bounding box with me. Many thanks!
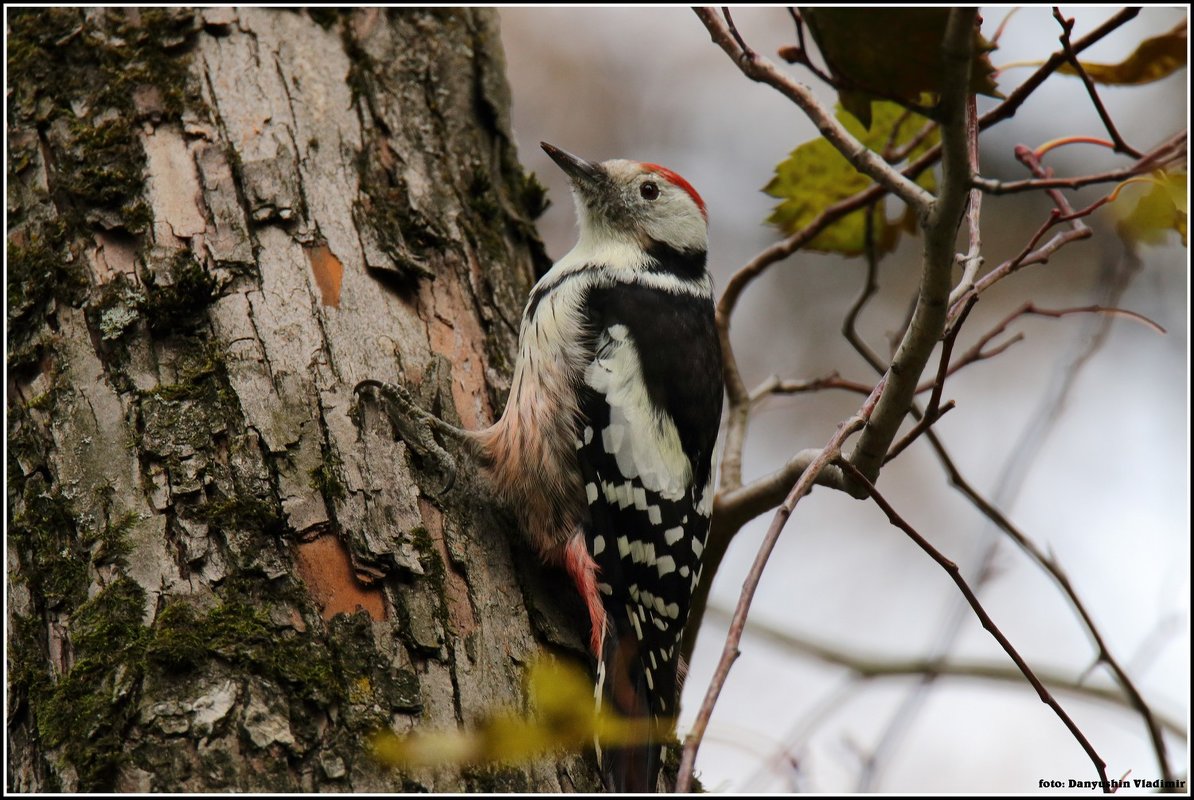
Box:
[7,8,601,792]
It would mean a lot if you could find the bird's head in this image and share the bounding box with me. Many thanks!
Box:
[541,142,707,256]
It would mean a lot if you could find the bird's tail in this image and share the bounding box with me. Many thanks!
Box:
[596,627,668,793]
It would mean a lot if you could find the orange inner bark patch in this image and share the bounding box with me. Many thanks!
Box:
[418,498,477,638]
[295,535,385,621]
[305,243,344,308]
[419,271,494,429]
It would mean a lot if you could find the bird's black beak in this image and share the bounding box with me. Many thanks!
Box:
[541,142,606,190]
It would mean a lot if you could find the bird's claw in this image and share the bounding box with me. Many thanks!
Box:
[353,379,458,495]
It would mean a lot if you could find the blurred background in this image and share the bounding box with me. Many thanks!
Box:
[500,7,1187,793]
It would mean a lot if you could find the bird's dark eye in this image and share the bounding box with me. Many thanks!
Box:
[640,181,660,200]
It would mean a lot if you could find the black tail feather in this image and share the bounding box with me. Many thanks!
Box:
[597,629,670,792]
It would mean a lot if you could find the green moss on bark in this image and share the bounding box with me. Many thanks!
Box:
[34,578,148,791]
[7,8,197,123]
[310,449,347,503]
[140,252,222,336]
[6,221,89,368]
[144,602,339,704]
[58,117,153,232]
[9,477,89,610]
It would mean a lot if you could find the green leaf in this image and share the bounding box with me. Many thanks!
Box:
[1059,20,1187,85]
[800,8,1000,128]
[765,101,939,256]
[1115,170,1188,247]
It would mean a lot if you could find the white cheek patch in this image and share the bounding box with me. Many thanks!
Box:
[584,330,691,501]
[640,188,708,253]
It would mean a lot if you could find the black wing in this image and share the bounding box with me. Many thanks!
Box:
[576,282,723,715]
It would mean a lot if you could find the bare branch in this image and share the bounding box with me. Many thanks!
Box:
[694,7,935,216]
[749,372,873,402]
[882,294,971,463]
[1052,7,1144,159]
[687,12,1179,777]
[975,130,1187,194]
[712,7,1150,336]
[885,117,939,164]
[950,94,984,306]
[845,8,977,485]
[716,306,751,491]
[710,448,846,537]
[779,7,837,87]
[952,145,1096,319]
[842,207,887,373]
[882,400,955,464]
[836,460,1112,789]
[919,432,1175,785]
[868,245,1176,786]
[703,605,1187,740]
[979,8,1141,131]
[908,301,1163,408]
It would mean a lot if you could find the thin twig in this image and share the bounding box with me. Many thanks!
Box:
[882,293,971,463]
[675,380,887,792]
[690,0,1157,701]
[882,400,955,464]
[885,118,939,164]
[1052,7,1143,159]
[704,605,1187,741]
[881,108,916,160]
[1016,303,1165,334]
[749,372,874,403]
[911,302,1164,401]
[721,6,752,61]
[713,78,1180,337]
[844,202,887,373]
[951,145,1097,320]
[782,7,837,86]
[920,430,1175,785]
[716,306,751,491]
[705,447,842,548]
[889,296,1165,458]
[842,240,1176,787]
[978,8,1141,131]
[975,130,1187,194]
[837,460,1112,790]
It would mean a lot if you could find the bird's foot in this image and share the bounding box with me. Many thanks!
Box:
[353,378,462,495]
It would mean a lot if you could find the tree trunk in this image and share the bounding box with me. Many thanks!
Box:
[7,7,599,792]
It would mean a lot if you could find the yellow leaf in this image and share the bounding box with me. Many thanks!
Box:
[765,101,939,256]
[369,657,672,769]
[1114,170,1188,247]
[1060,20,1187,85]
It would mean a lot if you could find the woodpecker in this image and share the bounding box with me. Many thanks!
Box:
[356,143,722,792]
[481,143,722,791]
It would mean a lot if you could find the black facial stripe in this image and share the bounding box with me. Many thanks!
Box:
[644,240,707,281]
